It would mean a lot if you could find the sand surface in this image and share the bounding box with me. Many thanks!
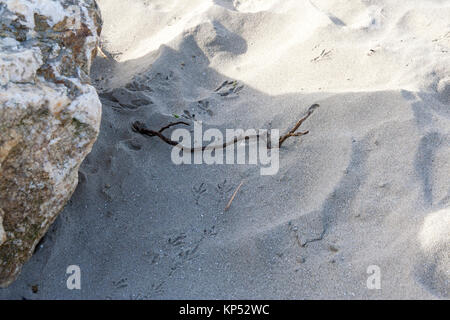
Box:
[1,0,449,299]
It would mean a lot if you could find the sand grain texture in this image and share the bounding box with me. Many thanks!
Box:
[1,0,448,299]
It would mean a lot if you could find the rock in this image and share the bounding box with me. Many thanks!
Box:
[0,0,102,287]
[0,209,6,246]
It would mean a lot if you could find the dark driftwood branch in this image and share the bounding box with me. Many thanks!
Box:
[278,103,319,147]
[132,104,319,151]
[132,121,187,146]
[158,121,191,133]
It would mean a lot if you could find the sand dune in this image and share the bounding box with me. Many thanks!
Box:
[1,0,448,299]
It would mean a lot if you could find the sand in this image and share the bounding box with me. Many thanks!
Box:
[1,0,449,299]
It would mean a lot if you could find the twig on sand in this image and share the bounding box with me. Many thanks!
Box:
[96,44,121,61]
[132,104,320,151]
[132,121,190,146]
[97,45,108,59]
[158,121,191,133]
[224,180,245,211]
[278,103,319,147]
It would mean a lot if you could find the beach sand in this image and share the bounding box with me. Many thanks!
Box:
[1,0,449,299]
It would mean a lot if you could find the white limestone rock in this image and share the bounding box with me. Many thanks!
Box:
[0,0,102,287]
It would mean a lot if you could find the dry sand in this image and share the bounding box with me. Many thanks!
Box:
[1,0,449,299]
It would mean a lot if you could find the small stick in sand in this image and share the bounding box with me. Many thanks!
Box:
[278,103,319,147]
[96,45,108,59]
[224,180,244,211]
[96,44,120,61]
[132,104,319,151]
[132,121,190,147]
